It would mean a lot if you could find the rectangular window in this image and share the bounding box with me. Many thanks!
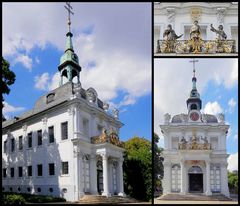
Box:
[62,162,69,175]
[28,132,32,148]
[18,167,23,177]
[83,119,89,136]
[28,166,32,177]
[19,136,23,150]
[48,126,54,143]
[3,168,7,178]
[37,130,42,146]
[10,167,14,178]
[4,140,7,153]
[11,138,15,152]
[37,164,42,176]
[61,122,68,140]
[49,163,55,176]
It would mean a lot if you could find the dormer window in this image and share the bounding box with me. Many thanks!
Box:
[46,93,55,104]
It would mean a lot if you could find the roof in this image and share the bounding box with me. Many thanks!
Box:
[171,113,218,123]
[2,82,106,129]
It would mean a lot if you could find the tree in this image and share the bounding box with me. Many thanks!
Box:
[153,133,164,195]
[123,136,152,201]
[2,57,16,121]
[228,171,238,194]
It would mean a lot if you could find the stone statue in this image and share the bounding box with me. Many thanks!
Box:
[190,20,201,40]
[164,113,171,123]
[163,24,183,41]
[113,108,119,119]
[201,136,208,144]
[210,24,227,40]
[218,113,225,123]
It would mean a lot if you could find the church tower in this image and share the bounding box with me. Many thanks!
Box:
[186,59,202,114]
[58,3,81,86]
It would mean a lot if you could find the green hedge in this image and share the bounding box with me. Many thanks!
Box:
[3,194,26,205]
[3,192,66,204]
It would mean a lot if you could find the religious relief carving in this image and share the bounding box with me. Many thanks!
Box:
[91,128,124,148]
[178,134,211,150]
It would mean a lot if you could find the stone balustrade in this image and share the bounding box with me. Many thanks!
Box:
[156,39,236,54]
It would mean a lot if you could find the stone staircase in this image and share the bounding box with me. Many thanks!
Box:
[157,193,232,201]
[78,195,139,204]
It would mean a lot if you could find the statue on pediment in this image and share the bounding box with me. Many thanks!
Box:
[210,24,227,40]
[163,24,183,41]
[190,20,202,40]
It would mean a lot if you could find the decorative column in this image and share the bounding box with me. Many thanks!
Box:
[162,161,171,194]
[220,162,230,197]
[102,154,111,197]
[89,154,98,195]
[78,153,85,198]
[73,145,80,200]
[205,160,212,196]
[180,160,186,194]
[118,157,126,197]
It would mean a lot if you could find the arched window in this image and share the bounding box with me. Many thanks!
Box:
[46,93,55,104]
[188,166,202,173]
[171,164,181,192]
[190,104,197,110]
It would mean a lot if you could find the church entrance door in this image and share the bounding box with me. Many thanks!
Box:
[189,174,203,192]
[188,166,203,193]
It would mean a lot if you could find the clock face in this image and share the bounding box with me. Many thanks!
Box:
[190,112,199,121]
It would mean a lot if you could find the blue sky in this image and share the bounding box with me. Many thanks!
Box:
[154,58,238,171]
[3,3,152,141]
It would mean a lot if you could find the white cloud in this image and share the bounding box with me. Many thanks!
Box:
[154,58,238,138]
[34,73,50,90]
[35,57,40,64]
[203,101,223,115]
[3,102,25,119]
[3,3,151,107]
[233,132,238,141]
[13,54,33,70]
[227,152,238,172]
[227,98,236,113]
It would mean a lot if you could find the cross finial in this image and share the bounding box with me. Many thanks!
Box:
[64,2,74,32]
[189,59,198,77]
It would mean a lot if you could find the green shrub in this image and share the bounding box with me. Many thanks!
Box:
[3,194,26,205]
[2,192,66,203]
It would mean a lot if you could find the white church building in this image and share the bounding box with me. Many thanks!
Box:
[2,5,125,202]
[160,63,230,197]
[154,2,238,53]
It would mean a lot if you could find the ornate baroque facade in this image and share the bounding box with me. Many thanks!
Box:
[154,2,238,54]
[160,66,230,197]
